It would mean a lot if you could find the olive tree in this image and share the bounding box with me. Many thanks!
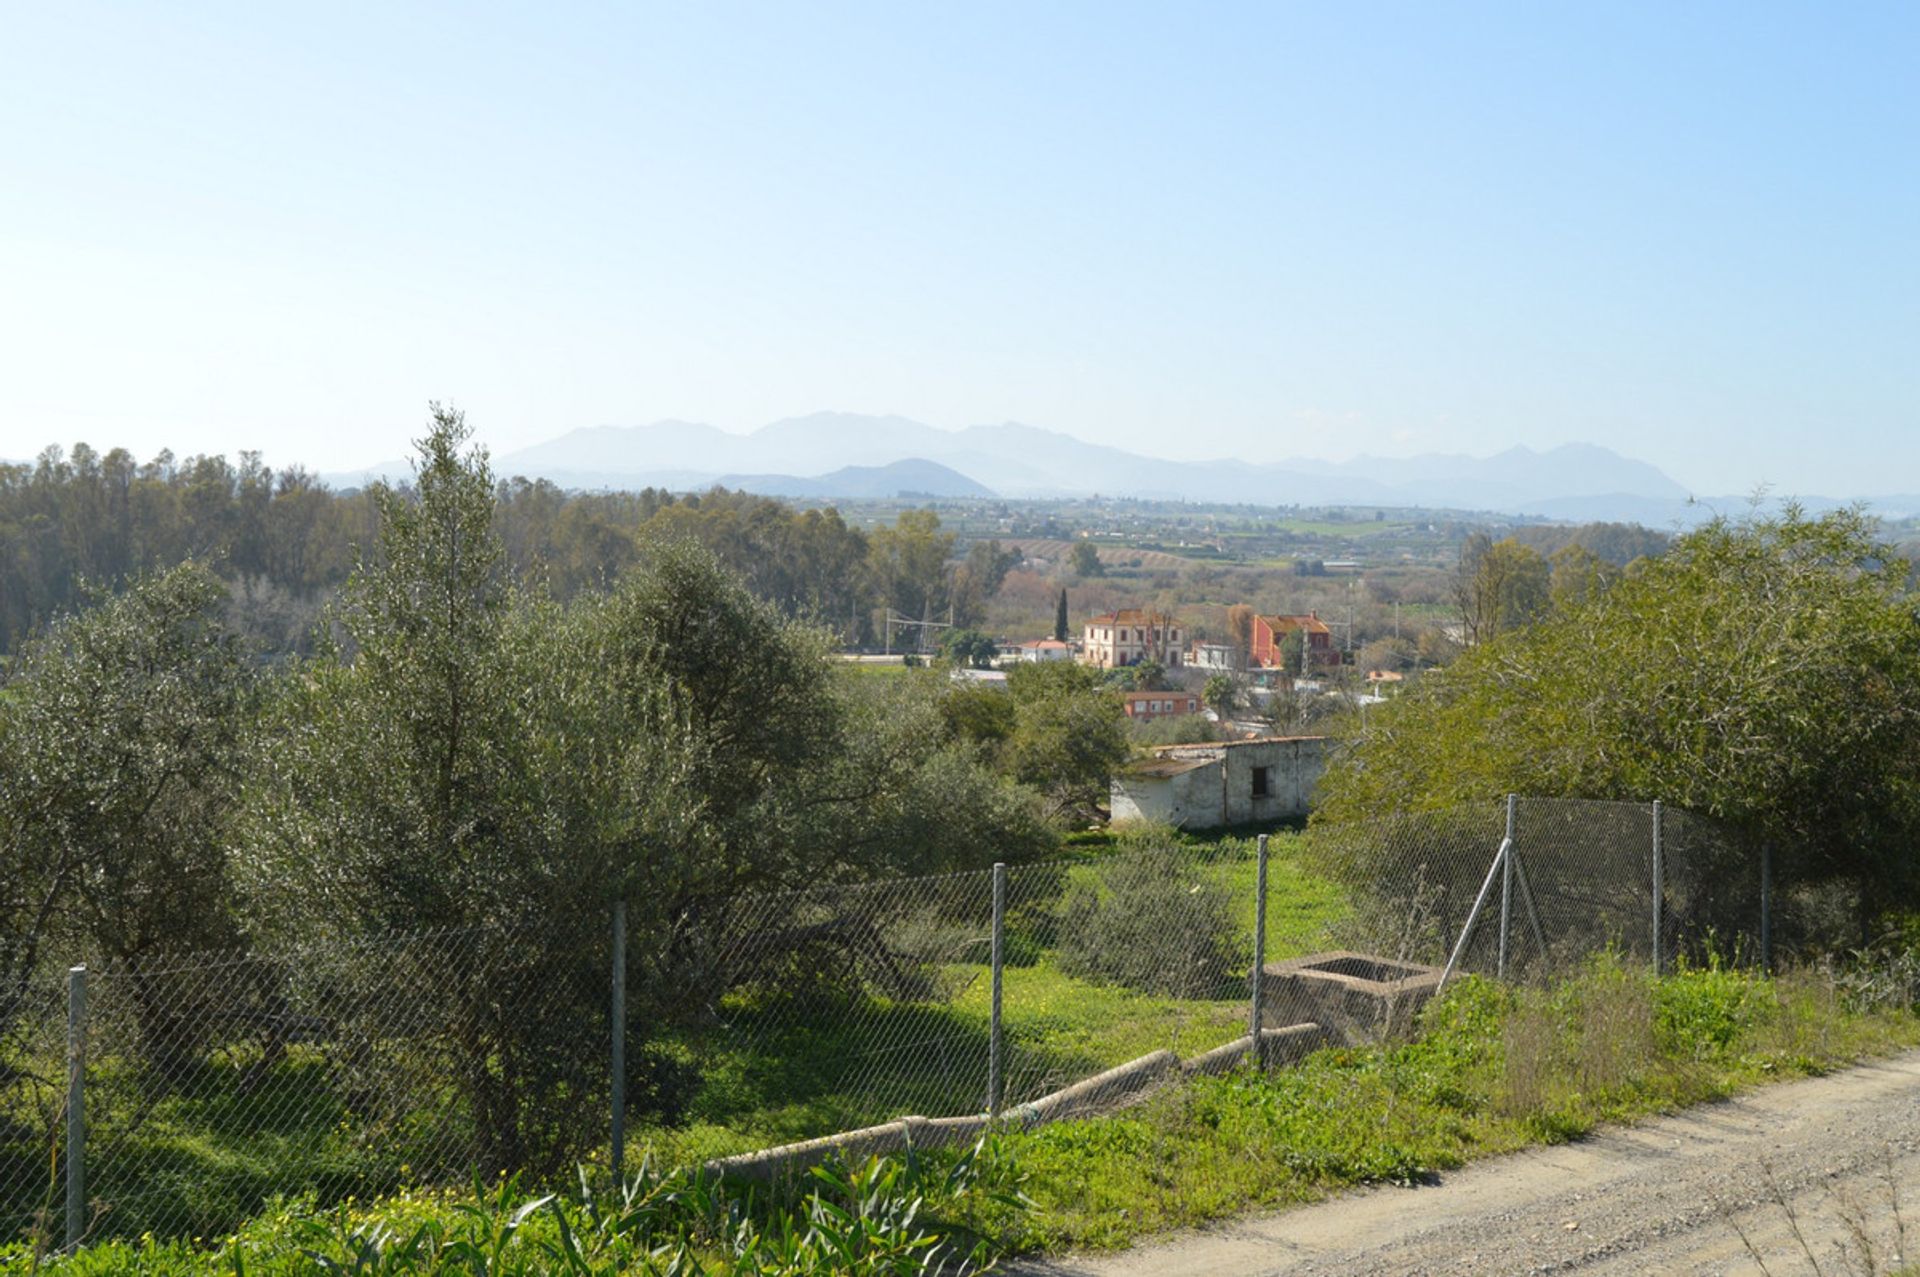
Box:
[0,562,248,1059]
[240,409,1055,1168]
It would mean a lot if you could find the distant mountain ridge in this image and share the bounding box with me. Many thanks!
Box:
[323,411,1754,521]
[712,459,994,500]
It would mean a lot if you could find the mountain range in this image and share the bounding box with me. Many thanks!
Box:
[321,412,1909,524]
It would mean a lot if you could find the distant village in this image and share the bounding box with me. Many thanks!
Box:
[860,602,1413,835]
[955,606,1404,716]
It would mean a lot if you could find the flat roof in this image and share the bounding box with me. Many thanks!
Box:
[1124,757,1217,779]
[1151,735,1327,755]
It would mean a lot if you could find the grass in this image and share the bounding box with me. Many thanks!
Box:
[14,956,1916,1273]
[623,955,1263,1167]
[833,661,918,680]
[953,957,1920,1252]
[1218,518,1416,541]
[23,826,1898,1266]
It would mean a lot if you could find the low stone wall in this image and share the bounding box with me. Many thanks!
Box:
[704,1020,1324,1181]
[1180,1022,1329,1078]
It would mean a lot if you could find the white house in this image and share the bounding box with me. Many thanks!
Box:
[999,638,1075,664]
[1188,641,1242,671]
[1111,737,1328,828]
[1081,609,1184,669]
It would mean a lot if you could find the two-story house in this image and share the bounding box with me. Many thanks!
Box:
[1081,609,1184,669]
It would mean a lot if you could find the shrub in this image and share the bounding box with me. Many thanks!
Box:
[1656,962,1772,1059]
[1054,851,1249,998]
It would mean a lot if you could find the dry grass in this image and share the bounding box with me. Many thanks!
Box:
[1499,961,1663,1121]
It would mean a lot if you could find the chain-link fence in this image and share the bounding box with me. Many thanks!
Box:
[0,796,1796,1249]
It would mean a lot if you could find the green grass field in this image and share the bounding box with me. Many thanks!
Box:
[630,835,1351,1165]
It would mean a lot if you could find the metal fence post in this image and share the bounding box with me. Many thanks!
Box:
[1651,800,1665,977]
[1249,834,1269,1068]
[1497,795,1517,979]
[1438,834,1510,995]
[1760,844,1773,974]
[988,863,1006,1119]
[610,901,627,1186]
[65,964,86,1252]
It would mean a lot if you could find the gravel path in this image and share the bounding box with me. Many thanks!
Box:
[1018,1049,1920,1277]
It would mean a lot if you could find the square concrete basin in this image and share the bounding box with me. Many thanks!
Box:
[1260,950,1444,1042]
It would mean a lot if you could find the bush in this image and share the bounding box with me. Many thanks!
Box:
[1656,962,1772,1058]
[1317,508,1920,933]
[1053,851,1249,998]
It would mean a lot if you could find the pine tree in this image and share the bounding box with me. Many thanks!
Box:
[1054,588,1069,642]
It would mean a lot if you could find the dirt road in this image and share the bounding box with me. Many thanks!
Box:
[1021,1050,1920,1276]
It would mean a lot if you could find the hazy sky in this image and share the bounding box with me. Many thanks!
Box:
[3,3,1915,495]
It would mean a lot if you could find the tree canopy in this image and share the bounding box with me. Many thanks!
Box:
[1319,507,1920,925]
[0,562,249,1048]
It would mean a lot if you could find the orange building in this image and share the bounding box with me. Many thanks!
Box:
[1249,612,1340,672]
[1121,691,1201,722]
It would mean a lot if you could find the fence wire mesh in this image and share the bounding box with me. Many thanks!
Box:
[0,796,1790,1247]
[686,867,998,1152]
[1000,845,1251,1114]
[2,918,611,1247]
[0,973,65,1245]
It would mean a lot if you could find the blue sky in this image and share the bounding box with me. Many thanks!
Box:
[2,2,1914,495]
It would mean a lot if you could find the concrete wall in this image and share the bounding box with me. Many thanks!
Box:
[1112,737,1327,829]
[1112,762,1219,826]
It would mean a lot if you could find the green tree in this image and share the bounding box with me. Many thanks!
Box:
[1320,507,1920,937]
[1454,534,1550,645]
[1129,713,1225,746]
[1226,604,1255,665]
[239,407,616,1171]
[1056,850,1249,996]
[941,627,1000,669]
[241,415,1053,1168]
[1069,540,1105,579]
[868,510,954,624]
[1280,628,1305,676]
[1005,663,1129,823]
[1202,673,1239,719]
[1356,635,1415,674]
[1054,588,1070,642]
[1263,681,1348,736]
[0,563,249,1057]
[940,681,1019,758]
[960,538,1018,599]
[1414,625,1460,669]
[249,407,526,929]
[1548,542,1621,610]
